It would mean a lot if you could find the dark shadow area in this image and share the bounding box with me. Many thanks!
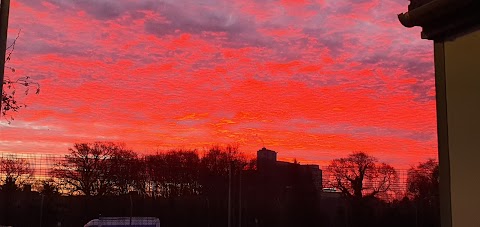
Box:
[0,143,440,227]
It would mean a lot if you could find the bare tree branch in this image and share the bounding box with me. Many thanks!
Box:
[326,152,398,200]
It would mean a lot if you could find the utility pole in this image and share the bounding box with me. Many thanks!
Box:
[0,0,11,111]
[39,194,45,227]
[238,168,242,227]
[228,161,232,227]
[130,193,133,226]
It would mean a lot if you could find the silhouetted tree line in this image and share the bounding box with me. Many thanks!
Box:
[45,142,253,198]
[0,142,440,227]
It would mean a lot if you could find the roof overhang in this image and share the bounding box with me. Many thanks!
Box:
[398,0,480,41]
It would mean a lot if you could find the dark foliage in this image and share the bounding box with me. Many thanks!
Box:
[0,157,33,192]
[407,159,440,227]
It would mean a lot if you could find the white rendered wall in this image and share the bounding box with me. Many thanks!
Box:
[442,29,480,227]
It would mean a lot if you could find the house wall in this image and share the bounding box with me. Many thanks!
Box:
[436,29,480,227]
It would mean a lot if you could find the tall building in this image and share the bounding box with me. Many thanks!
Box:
[256,147,277,173]
[255,147,323,192]
[256,147,277,161]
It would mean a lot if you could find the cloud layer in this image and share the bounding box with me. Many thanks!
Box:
[1,0,436,168]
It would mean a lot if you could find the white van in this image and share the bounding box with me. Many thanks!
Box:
[84,217,160,227]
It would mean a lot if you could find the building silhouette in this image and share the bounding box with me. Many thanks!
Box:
[256,147,322,193]
[235,147,325,226]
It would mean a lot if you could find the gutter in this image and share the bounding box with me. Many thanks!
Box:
[397,0,471,28]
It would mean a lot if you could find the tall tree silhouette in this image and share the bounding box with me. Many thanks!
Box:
[326,152,398,199]
[51,142,136,196]
[407,159,440,227]
[200,144,247,176]
[407,159,439,202]
[199,145,247,193]
[197,145,249,227]
[145,149,201,198]
[107,148,144,195]
[163,149,201,197]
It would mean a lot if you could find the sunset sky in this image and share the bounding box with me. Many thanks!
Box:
[0,0,437,169]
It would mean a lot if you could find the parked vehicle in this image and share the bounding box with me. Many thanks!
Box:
[84,217,160,227]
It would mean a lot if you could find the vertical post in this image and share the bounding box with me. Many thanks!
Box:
[39,194,45,227]
[433,41,452,227]
[0,0,11,111]
[238,168,242,227]
[206,198,210,227]
[130,193,133,226]
[415,202,418,227]
[228,161,232,227]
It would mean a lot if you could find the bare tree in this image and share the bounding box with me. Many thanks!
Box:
[51,142,135,196]
[0,156,33,191]
[144,153,165,197]
[326,152,398,199]
[108,149,144,195]
[145,149,201,198]
[199,144,248,198]
[201,144,247,177]
[163,149,201,197]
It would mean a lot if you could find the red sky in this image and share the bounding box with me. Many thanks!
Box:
[0,0,437,169]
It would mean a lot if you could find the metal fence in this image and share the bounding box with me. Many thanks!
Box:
[0,153,412,196]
